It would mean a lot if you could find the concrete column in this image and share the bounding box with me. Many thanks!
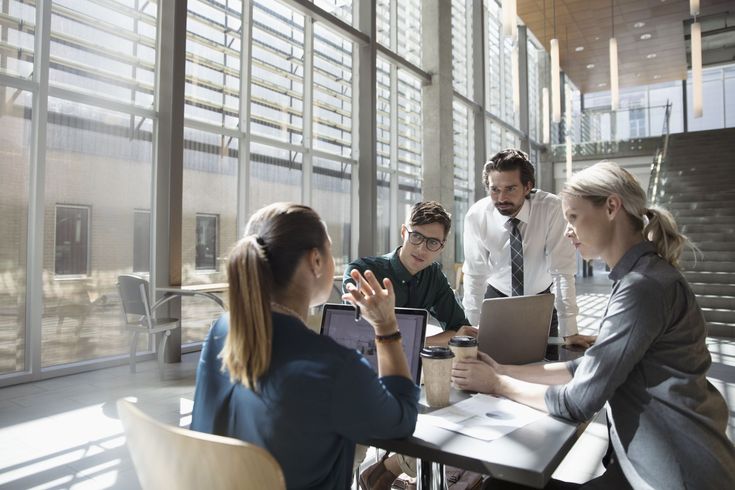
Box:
[421,0,455,274]
[355,0,378,257]
[153,0,187,362]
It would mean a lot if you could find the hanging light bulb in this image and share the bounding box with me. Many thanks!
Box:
[551,38,561,122]
[512,45,520,113]
[610,38,619,111]
[692,21,702,118]
[542,87,550,144]
[690,0,699,17]
[609,0,619,111]
[565,84,573,179]
[502,0,517,42]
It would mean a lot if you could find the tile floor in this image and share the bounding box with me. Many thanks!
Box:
[1,275,733,489]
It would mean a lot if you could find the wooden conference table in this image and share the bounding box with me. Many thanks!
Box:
[366,384,583,490]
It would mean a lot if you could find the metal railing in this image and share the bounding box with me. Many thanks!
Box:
[552,104,673,161]
[647,101,672,203]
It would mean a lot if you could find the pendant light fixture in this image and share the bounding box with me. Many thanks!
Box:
[512,45,520,113]
[692,20,703,118]
[551,0,560,123]
[542,87,550,144]
[609,0,619,111]
[690,0,699,17]
[565,84,573,179]
[502,0,518,43]
[542,0,550,144]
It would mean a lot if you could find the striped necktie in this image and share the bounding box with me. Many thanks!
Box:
[509,218,524,296]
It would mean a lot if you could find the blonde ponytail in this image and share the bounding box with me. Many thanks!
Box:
[221,235,273,390]
[644,207,687,269]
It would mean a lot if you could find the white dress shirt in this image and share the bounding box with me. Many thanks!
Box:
[462,190,579,337]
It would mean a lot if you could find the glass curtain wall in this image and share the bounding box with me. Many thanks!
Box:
[451,0,474,263]
[180,0,358,342]
[375,0,423,252]
[39,0,157,367]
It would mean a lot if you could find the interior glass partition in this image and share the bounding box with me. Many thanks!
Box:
[41,99,153,367]
[0,89,30,375]
[37,0,158,368]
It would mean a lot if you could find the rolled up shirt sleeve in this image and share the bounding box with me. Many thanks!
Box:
[545,274,665,422]
[462,210,491,326]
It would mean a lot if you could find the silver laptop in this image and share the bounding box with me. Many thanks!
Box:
[320,303,427,384]
[477,294,555,365]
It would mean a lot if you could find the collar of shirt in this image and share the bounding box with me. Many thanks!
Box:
[493,195,531,229]
[388,247,418,284]
[608,240,657,281]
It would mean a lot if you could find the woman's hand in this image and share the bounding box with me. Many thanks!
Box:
[342,269,397,335]
[452,355,504,394]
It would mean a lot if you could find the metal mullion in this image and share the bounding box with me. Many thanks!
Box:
[388,0,399,248]
[237,0,253,238]
[26,0,52,380]
[302,15,314,205]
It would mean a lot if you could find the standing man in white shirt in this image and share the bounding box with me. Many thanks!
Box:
[462,148,595,348]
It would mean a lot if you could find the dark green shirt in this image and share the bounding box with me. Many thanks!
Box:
[343,247,469,331]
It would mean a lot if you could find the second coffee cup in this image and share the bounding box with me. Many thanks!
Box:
[420,346,454,408]
[448,335,478,364]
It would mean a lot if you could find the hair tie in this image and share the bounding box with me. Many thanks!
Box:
[253,235,270,261]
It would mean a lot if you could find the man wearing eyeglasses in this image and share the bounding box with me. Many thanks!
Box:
[344,201,476,346]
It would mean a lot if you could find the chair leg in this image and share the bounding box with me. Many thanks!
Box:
[129,331,139,373]
[158,331,170,379]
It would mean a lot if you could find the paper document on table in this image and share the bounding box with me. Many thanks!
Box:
[418,394,546,441]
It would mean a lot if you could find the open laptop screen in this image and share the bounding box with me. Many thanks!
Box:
[320,303,427,384]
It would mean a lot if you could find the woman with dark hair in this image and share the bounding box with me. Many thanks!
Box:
[453,162,735,488]
[191,202,419,489]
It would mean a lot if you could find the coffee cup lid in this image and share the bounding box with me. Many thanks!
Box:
[448,335,478,347]
[420,346,454,359]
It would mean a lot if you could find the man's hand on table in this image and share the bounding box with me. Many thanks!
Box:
[563,334,596,349]
[456,325,478,338]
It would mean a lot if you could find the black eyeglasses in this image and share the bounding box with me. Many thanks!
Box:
[406,228,445,252]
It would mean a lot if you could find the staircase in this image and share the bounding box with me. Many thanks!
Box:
[656,128,735,337]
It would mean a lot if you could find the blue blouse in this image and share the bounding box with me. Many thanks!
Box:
[191,312,419,489]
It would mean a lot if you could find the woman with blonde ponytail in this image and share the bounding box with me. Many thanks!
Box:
[191,203,418,489]
[452,162,735,489]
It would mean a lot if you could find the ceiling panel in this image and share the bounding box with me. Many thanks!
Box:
[517,0,734,93]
